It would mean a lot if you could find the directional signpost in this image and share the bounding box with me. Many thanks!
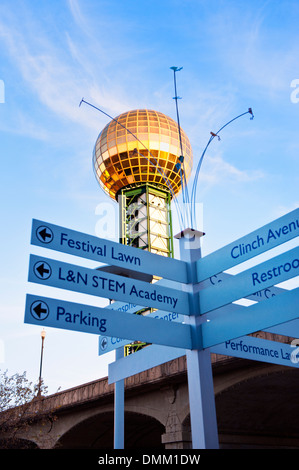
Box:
[107,207,298,449]
[25,208,299,450]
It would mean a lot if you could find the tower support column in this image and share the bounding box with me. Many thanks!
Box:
[175,229,219,449]
[119,184,174,258]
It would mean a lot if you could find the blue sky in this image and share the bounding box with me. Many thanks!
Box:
[0,0,298,394]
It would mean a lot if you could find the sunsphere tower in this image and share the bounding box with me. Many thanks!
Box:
[93,109,193,258]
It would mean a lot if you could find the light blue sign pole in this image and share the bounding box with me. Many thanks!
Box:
[107,210,298,451]
[175,228,219,450]
[114,346,124,449]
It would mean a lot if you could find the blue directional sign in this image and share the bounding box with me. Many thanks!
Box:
[25,208,299,451]
[99,275,286,356]
[99,307,184,356]
[201,287,299,348]
[265,318,299,337]
[28,254,189,315]
[108,331,299,384]
[24,294,192,349]
[198,246,299,315]
[31,219,188,283]
[211,335,299,367]
[206,271,285,302]
[108,344,185,384]
[196,208,299,282]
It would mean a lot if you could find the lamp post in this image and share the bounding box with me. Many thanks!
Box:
[38,329,46,396]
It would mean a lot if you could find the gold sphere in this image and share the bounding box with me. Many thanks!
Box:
[93,109,193,200]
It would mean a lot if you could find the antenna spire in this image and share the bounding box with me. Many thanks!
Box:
[170,66,191,227]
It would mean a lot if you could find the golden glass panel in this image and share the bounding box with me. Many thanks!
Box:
[93,109,193,200]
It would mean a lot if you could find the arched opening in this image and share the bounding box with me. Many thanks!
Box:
[0,437,39,449]
[56,410,165,449]
[123,412,165,449]
[215,368,299,448]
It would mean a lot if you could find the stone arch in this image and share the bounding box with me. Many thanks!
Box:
[215,367,299,448]
[123,411,165,449]
[214,361,285,396]
[55,410,165,449]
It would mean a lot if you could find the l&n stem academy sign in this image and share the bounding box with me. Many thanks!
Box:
[28,254,189,315]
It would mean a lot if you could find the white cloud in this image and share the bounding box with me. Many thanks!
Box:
[274,202,299,218]
[190,154,265,194]
[0,6,135,136]
[191,153,264,187]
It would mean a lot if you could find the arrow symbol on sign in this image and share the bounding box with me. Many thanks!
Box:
[36,263,50,277]
[33,303,48,318]
[36,225,54,244]
[33,261,52,280]
[39,228,52,241]
[100,337,108,351]
[29,300,49,320]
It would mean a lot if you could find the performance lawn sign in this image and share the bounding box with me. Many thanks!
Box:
[108,333,299,384]
[213,336,299,367]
